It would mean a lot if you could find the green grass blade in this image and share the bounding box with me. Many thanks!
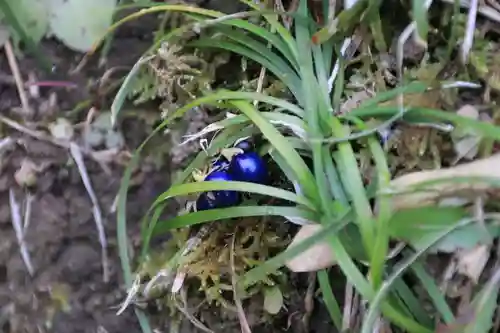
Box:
[294,0,335,231]
[243,210,352,286]
[189,39,303,102]
[464,269,500,333]
[361,217,478,333]
[323,222,429,332]
[350,106,500,141]
[181,111,308,151]
[186,14,299,71]
[153,206,319,233]
[172,90,305,117]
[0,0,51,72]
[116,150,153,333]
[412,0,429,46]
[140,203,167,260]
[152,181,317,210]
[318,269,343,331]
[322,146,348,205]
[328,117,375,254]
[111,55,154,126]
[229,100,319,204]
[239,0,299,61]
[367,127,392,289]
[410,259,455,324]
[391,277,432,326]
[215,25,300,74]
[354,81,428,109]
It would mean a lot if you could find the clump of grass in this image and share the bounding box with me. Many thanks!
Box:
[103,0,500,332]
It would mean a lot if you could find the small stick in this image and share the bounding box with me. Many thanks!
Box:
[253,67,267,108]
[230,229,252,333]
[342,282,354,330]
[302,272,316,332]
[9,189,34,276]
[116,275,142,315]
[176,287,215,333]
[22,191,34,232]
[462,0,479,64]
[0,114,112,173]
[69,142,109,282]
[4,39,32,115]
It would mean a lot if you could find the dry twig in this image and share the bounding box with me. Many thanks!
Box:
[462,0,479,63]
[0,114,112,173]
[231,228,252,333]
[9,189,34,276]
[22,191,34,232]
[3,39,32,115]
[302,272,316,332]
[342,282,354,331]
[69,142,109,282]
[175,287,215,333]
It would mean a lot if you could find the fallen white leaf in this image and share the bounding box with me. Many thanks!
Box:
[384,153,500,211]
[452,104,482,163]
[456,104,479,119]
[285,224,336,272]
[453,135,480,161]
[456,244,490,284]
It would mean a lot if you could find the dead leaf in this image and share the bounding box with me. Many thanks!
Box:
[285,224,336,272]
[452,105,482,163]
[384,153,500,211]
[456,104,479,119]
[456,244,490,284]
[435,312,474,333]
[453,136,481,161]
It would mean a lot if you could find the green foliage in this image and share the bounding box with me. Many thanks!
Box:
[110,1,500,332]
[4,0,49,44]
[0,0,117,52]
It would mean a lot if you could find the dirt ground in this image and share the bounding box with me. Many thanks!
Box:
[0,19,174,333]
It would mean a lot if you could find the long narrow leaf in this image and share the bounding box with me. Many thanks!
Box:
[318,270,343,330]
[152,181,317,210]
[229,100,319,204]
[186,13,300,71]
[189,39,303,103]
[361,217,478,333]
[153,206,319,233]
[239,0,299,61]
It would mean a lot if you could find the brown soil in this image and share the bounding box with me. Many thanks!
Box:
[0,18,171,333]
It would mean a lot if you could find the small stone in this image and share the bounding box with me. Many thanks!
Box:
[14,159,38,187]
[49,118,74,141]
[104,131,124,150]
